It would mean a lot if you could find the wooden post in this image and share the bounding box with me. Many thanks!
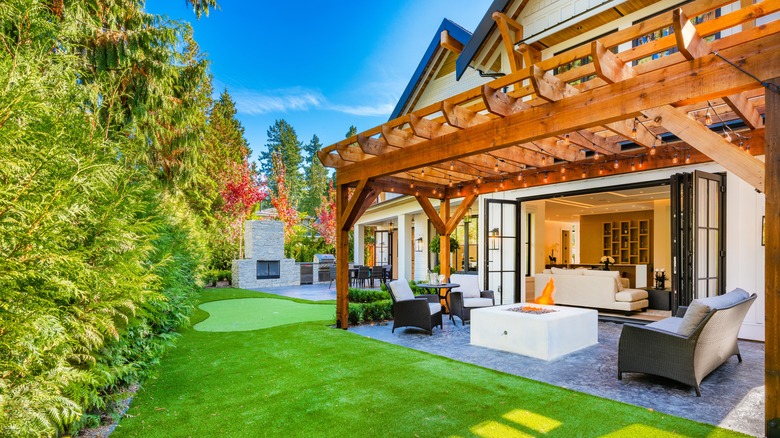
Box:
[767,79,780,438]
[336,183,350,329]
[439,200,451,279]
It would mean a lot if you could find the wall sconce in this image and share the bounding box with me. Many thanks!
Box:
[463,206,473,224]
[489,228,500,250]
[415,237,424,252]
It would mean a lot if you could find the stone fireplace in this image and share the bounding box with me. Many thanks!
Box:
[232,220,300,288]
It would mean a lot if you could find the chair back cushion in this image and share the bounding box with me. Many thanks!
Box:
[450,274,480,298]
[698,288,751,309]
[389,280,415,302]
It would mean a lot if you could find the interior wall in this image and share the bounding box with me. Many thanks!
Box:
[653,199,671,275]
[580,210,654,264]
[544,220,578,264]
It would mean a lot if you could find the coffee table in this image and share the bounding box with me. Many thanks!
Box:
[470,304,598,360]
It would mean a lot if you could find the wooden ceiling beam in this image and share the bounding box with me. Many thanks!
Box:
[644,105,765,192]
[723,92,764,129]
[318,150,348,168]
[440,30,464,54]
[357,134,398,155]
[336,34,778,184]
[566,129,621,154]
[336,144,369,162]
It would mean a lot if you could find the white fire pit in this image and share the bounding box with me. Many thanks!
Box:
[470,304,598,360]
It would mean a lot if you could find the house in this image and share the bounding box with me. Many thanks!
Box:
[318,1,778,431]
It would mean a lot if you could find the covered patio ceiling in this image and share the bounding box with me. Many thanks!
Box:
[319,0,777,202]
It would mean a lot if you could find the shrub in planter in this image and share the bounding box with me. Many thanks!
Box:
[347,303,363,325]
[348,288,391,303]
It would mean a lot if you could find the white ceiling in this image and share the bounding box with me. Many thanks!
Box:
[538,187,671,222]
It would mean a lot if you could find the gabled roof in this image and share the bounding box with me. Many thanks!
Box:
[455,0,511,80]
[389,18,471,120]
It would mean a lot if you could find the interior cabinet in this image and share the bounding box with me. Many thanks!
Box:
[602,219,651,264]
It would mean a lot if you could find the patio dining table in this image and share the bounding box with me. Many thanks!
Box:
[416,283,460,314]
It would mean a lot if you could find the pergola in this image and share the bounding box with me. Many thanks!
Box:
[318,0,779,433]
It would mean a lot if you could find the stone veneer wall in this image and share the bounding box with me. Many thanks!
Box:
[232,220,300,288]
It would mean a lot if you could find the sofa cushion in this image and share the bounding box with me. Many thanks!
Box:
[542,269,552,274]
[551,267,583,275]
[463,297,494,308]
[615,289,648,302]
[677,300,711,336]
[583,269,623,291]
[428,302,442,315]
[450,274,481,298]
[647,316,684,333]
[698,288,751,310]
[389,280,415,302]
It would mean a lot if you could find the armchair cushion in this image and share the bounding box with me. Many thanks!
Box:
[450,274,481,298]
[389,280,415,302]
[463,297,494,308]
[428,302,442,315]
[699,288,750,309]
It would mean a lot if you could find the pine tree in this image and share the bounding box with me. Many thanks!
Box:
[260,120,303,206]
[299,134,328,216]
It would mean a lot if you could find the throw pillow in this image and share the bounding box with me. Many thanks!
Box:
[677,300,711,337]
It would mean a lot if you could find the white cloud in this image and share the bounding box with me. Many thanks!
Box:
[229,86,395,118]
[232,87,324,115]
[325,102,396,117]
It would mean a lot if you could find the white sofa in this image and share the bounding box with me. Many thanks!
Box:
[534,268,648,312]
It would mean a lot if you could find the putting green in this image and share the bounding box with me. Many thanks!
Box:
[194,298,334,332]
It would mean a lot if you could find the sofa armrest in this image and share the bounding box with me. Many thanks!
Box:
[416,294,439,303]
[394,298,436,316]
[619,323,696,370]
[480,290,495,305]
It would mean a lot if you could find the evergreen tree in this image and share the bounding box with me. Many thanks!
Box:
[260,119,303,206]
[299,134,328,216]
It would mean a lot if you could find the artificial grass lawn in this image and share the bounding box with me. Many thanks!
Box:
[114,288,746,437]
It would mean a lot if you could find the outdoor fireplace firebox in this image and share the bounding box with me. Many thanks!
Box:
[257,260,281,279]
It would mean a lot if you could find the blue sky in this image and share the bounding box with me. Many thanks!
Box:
[146,1,489,164]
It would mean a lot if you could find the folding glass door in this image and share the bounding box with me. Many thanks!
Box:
[484,199,520,304]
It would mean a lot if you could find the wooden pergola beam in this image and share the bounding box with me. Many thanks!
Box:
[415,196,446,235]
[339,179,374,231]
[336,34,779,184]
[444,193,477,235]
[592,40,637,84]
[723,92,764,129]
[673,8,711,61]
[482,84,531,116]
[644,105,765,192]
[492,12,524,73]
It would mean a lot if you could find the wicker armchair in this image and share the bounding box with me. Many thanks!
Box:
[388,280,442,335]
[448,274,494,325]
[618,289,756,396]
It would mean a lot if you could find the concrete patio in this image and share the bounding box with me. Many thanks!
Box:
[254,284,764,437]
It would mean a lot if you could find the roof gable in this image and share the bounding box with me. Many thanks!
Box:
[389,18,471,120]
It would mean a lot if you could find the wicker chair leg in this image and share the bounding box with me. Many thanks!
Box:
[694,385,701,397]
[737,353,743,362]
[617,371,622,380]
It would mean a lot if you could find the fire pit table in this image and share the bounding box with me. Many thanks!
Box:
[470,304,598,360]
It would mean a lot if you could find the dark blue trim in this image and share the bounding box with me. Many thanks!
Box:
[389,19,471,120]
[455,0,512,80]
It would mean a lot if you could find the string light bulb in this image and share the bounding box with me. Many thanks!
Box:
[564,133,570,145]
[448,179,453,187]
[499,179,505,189]
[410,177,414,189]
[560,166,566,175]
[581,168,587,178]
[631,161,636,171]
[673,153,679,164]
[724,132,731,142]
[599,165,604,175]
[494,161,499,173]
[450,161,454,171]
[420,167,425,177]
[594,151,600,160]
[613,159,619,169]
[685,154,691,164]
[705,110,712,125]
[639,158,644,169]
[631,118,638,139]
[543,174,548,183]
[517,172,523,181]
[738,141,744,151]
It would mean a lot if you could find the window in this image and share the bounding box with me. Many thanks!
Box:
[453,215,479,273]
[375,230,390,265]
